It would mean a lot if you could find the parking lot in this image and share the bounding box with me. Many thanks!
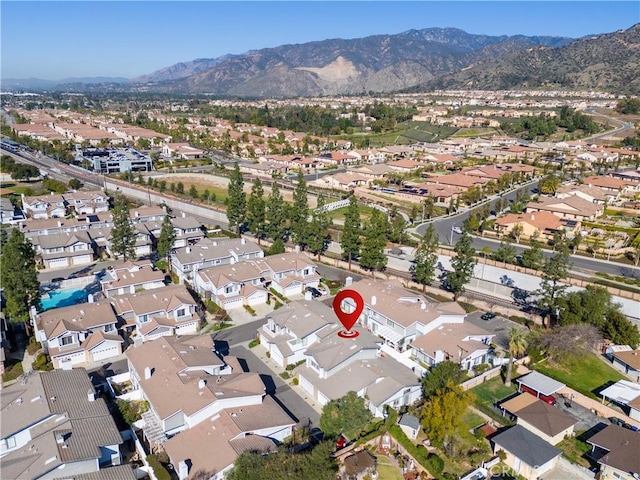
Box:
[464,310,529,350]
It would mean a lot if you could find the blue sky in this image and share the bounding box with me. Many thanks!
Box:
[1,1,638,80]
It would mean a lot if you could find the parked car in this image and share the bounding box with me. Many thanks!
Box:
[520,385,557,405]
[306,287,322,298]
[481,312,496,321]
[452,226,463,234]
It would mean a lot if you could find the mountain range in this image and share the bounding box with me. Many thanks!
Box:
[4,25,639,96]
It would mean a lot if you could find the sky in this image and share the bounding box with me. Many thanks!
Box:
[1,1,638,80]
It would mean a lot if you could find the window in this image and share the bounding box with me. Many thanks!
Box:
[386,319,395,329]
[139,314,149,324]
[4,437,16,448]
[225,286,233,294]
[176,308,186,317]
[104,324,114,332]
[61,336,74,346]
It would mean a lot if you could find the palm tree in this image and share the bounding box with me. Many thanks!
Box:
[504,328,528,387]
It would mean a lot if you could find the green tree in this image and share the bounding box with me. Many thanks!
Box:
[0,229,40,334]
[388,206,408,244]
[447,232,476,301]
[411,224,439,292]
[421,381,474,445]
[266,181,286,241]
[319,391,372,438]
[226,162,246,236]
[176,182,184,194]
[422,360,465,398]
[68,178,82,190]
[537,249,571,327]
[494,237,517,264]
[290,171,309,247]
[359,209,389,275]
[156,215,176,262]
[266,237,286,255]
[10,163,40,181]
[504,328,528,386]
[189,184,198,198]
[341,195,361,270]
[110,191,136,261]
[538,174,561,195]
[307,195,331,260]
[520,238,544,270]
[246,178,267,244]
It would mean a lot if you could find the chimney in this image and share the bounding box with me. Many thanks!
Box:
[57,220,62,227]
[420,302,426,310]
[198,379,206,389]
[144,367,152,379]
[186,246,191,254]
[178,461,189,480]
[135,211,140,218]
[530,214,535,221]
[241,238,246,245]
[294,245,300,253]
[87,294,94,303]
[56,433,65,444]
[87,389,96,402]
[371,295,377,306]
[345,276,353,287]
[305,291,312,301]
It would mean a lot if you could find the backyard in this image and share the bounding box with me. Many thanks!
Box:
[375,455,403,480]
[532,349,625,400]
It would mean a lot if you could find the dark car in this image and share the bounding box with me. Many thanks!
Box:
[306,287,322,298]
[309,427,324,444]
[481,312,497,321]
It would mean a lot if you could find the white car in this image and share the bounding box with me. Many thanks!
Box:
[452,226,463,234]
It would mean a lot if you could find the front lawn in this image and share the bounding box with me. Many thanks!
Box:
[2,359,24,383]
[376,456,403,480]
[471,376,518,407]
[532,349,625,400]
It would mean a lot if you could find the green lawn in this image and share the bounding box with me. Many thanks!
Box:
[557,430,596,469]
[2,359,24,383]
[327,205,375,222]
[471,376,518,406]
[533,350,625,400]
[376,456,403,480]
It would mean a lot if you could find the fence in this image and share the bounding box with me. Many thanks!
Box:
[460,365,503,391]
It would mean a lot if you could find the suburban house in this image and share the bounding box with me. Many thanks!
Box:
[162,142,205,160]
[347,279,467,350]
[0,197,24,224]
[555,183,614,204]
[195,261,269,310]
[0,369,130,480]
[109,284,200,343]
[499,393,577,445]
[172,215,205,247]
[587,424,640,480]
[262,252,321,297]
[259,300,335,368]
[584,175,640,196]
[129,205,166,223]
[409,322,495,372]
[491,425,562,479]
[525,195,604,221]
[60,192,110,216]
[32,301,123,369]
[21,193,67,219]
[100,260,166,298]
[34,231,95,270]
[608,349,640,382]
[121,335,295,479]
[494,211,579,241]
[170,237,264,284]
[296,325,421,417]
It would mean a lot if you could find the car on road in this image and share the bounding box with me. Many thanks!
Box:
[306,287,323,298]
[481,312,497,321]
[452,226,463,234]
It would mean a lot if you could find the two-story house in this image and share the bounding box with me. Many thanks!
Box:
[100,261,166,298]
[195,261,269,310]
[109,284,200,343]
[121,335,295,480]
[0,369,130,480]
[172,215,204,248]
[62,192,110,216]
[21,193,67,219]
[296,325,421,418]
[262,252,321,297]
[32,301,123,369]
[35,232,94,270]
[347,279,467,351]
[410,323,496,372]
[259,300,334,368]
[171,237,264,284]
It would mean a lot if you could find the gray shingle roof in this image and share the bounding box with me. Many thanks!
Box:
[492,425,561,467]
[516,371,565,396]
[399,414,421,431]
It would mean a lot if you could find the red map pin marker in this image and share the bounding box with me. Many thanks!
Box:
[333,289,364,338]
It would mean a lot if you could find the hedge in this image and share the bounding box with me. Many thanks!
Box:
[147,454,172,480]
[248,338,260,348]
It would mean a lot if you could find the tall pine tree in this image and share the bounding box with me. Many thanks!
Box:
[290,172,309,247]
[411,223,439,292]
[341,195,361,270]
[156,215,176,263]
[226,162,246,236]
[111,191,136,261]
[359,209,389,276]
[246,177,267,244]
[266,180,286,241]
[307,195,331,260]
[448,231,477,301]
[0,229,40,334]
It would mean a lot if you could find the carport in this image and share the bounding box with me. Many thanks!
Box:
[516,371,565,397]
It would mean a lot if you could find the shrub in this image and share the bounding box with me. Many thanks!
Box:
[274,301,283,310]
[292,378,299,386]
[147,454,172,480]
[426,453,444,475]
[248,338,260,348]
[27,336,41,355]
[32,353,53,371]
[285,360,306,371]
[243,304,257,316]
[279,371,290,379]
[115,399,149,425]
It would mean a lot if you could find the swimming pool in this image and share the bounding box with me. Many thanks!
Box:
[40,287,88,311]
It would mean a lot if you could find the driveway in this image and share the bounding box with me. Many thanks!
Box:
[464,311,528,350]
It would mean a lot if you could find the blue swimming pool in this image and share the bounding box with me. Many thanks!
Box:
[40,287,88,311]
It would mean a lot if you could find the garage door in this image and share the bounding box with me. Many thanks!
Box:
[73,255,92,266]
[55,351,86,369]
[92,344,119,362]
[222,298,243,309]
[299,374,314,396]
[48,258,69,269]
[271,347,284,366]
